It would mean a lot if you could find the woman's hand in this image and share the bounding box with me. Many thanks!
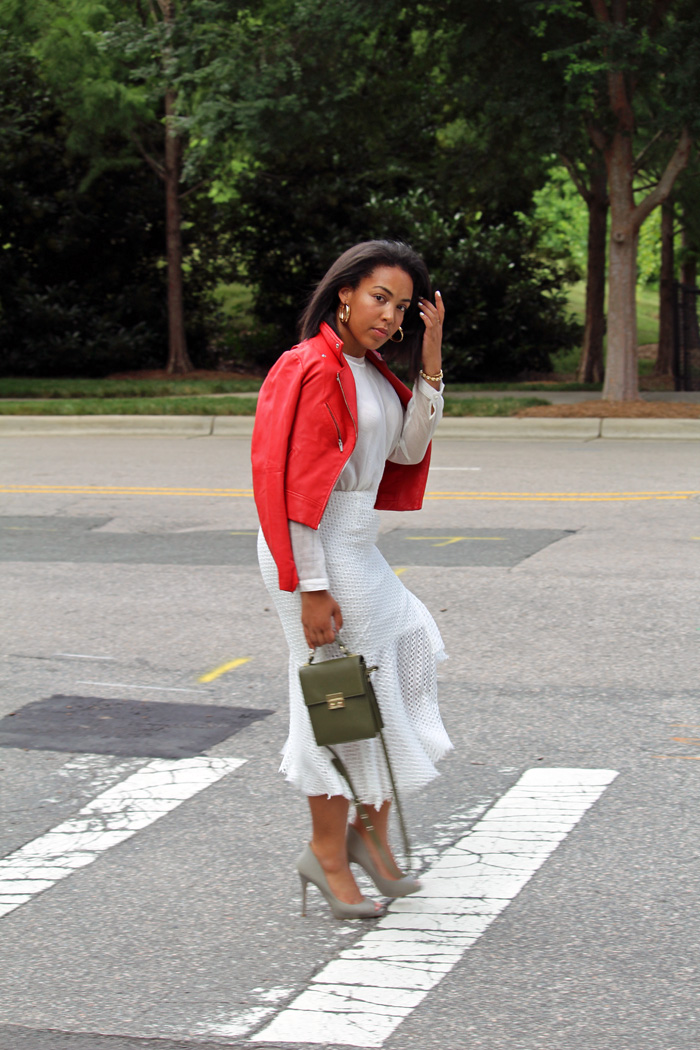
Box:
[301,590,343,649]
[418,290,445,388]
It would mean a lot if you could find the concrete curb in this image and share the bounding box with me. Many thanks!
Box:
[599,417,700,439]
[0,415,216,437]
[1,414,699,440]
[433,417,602,440]
[211,417,256,437]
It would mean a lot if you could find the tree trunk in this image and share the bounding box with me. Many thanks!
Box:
[160,0,192,376]
[680,231,700,359]
[578,166,607,384]
[681,227,697,288]
[602,129,640,401]
[655,197,675,376]
[601,117,690,398]
[164,86,192,374]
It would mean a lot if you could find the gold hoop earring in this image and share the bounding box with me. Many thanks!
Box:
[389,326,404,343]
[338,303,350,324]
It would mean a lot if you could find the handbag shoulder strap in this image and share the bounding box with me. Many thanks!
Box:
[327,733,411,871]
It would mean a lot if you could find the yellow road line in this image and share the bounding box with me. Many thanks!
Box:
[393,567,408,576]
[199,657,250,683]
[425,490,700,502]
[0,485,254,496]
[2,484,699,503]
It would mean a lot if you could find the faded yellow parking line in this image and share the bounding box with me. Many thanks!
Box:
[408,535,506,546]
[655,755,700,761]
[199,657,251,683]
[2,484,699,503]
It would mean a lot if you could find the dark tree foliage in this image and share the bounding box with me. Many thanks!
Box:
[362,191,581,382]
[0,2,584,380]
[223,0,581,379]
[0,35,219,377]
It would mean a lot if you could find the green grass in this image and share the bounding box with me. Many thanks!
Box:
[448,380,600,392]
[561,280,660,356]
[0,395,548,417]
[558,281,663,375]
[0,377,262,399]
[0,396,261,415]
[442,397,550,416]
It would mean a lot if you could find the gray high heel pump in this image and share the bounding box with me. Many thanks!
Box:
[346,825,421,898]
[296,844,384,920]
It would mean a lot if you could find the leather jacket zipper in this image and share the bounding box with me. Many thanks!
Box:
[325,403,343,451]
[336,372,358,440]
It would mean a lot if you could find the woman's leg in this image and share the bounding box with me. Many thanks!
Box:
[308,794,365,905]
[350,800,405,879]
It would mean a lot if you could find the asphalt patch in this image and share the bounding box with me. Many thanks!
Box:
[1,516,575,567]
[0,695,272,758]
[0,516,259,566]
[378,527,575,567]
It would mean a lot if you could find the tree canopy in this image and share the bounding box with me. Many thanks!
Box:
[2,0,699,390]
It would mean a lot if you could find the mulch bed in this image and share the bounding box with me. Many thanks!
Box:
[518,400,700,418]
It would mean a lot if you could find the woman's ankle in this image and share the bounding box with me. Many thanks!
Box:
[310,839,348,875]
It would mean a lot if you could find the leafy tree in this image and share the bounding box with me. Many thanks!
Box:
[5,0,245,373]
[529,0,700,400]
[0,21,231,377]
[0,31,166,375]
[200,0,580,378]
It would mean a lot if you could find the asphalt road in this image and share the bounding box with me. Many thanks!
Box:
[0,432,699,1050]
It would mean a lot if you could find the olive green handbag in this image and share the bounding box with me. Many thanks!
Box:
[299,639,382,745]
[299,638,410,865]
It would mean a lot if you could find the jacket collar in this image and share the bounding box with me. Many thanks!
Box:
[319,321,388,372]
[319,322,346,364]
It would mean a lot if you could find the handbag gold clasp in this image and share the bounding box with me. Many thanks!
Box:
[326,693,345,710]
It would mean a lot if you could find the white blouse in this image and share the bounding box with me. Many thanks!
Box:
[289,354,443,590]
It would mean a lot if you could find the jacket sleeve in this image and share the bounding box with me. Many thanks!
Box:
[251,351,304,592]
[289,520,330,591]
[388,377,444,465]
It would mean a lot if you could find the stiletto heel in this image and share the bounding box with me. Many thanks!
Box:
[296,844,384,920]
[346,825,421,898]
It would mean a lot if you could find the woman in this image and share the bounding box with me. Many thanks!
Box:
[252,240,452,919]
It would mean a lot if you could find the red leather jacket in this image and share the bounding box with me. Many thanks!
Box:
[251,322,432,592]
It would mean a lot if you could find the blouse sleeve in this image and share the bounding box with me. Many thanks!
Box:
[289,520,330,592]
[388,376,444,465]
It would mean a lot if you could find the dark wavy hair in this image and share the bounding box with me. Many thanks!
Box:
[298,240,432,377]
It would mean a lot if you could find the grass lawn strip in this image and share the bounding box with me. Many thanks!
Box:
[0,397,261,416]
[0,377,261,399]
[0,396,550,418]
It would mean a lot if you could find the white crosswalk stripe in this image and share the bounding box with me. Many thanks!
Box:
[251,767,618,1047]
[0,755,246,917]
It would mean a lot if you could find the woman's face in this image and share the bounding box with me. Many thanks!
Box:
[338,265,413,356]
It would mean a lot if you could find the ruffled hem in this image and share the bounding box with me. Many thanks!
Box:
[258,491,453,805]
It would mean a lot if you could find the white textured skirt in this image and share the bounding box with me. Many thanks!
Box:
[257,490,453,807]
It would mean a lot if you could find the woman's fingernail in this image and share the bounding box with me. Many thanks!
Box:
[436,290,442,297]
